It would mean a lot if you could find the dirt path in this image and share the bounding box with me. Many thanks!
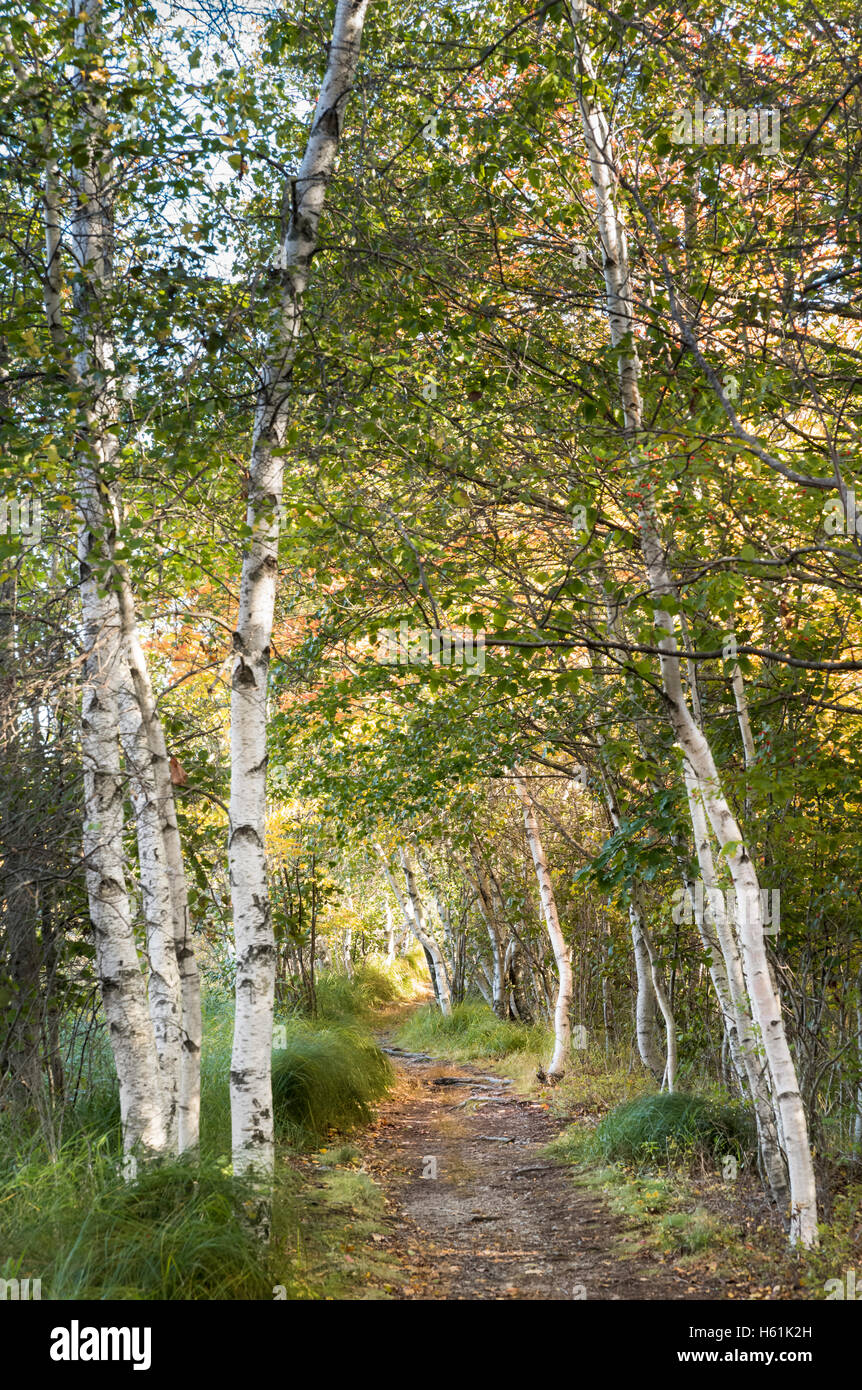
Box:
[361,1045,731,1301]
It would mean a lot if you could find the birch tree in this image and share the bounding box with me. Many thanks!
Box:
[513,769,572,1080]
[377,847,452,1014]
[4,0,202,1156]
[229,0,370,1183]
[566,0,818,1245]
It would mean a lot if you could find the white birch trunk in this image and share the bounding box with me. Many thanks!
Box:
[78,532,167,1156]
[731,664,757,768]
[384,899,396,962]
[650,605,784,1194]
[398,851,452,1016]
[684,771,789,1205]
[568,0,817,1245]
[229,0,369,1183]
[474,965,494,1009]
[636,908,677,1092]
[598,772,664,1079]
[628,905,668,1083]
[513,770,572,1078]
[591,686,666,1082]
[467,844,506,1017]
[377,848,451,1014]
[114,580,202,1152]
[64,0,179,1156]
[117,687,182,1150]
[731,660,756,818]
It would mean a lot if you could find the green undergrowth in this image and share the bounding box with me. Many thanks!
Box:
[275,1160,399,1299]
[395,999,552,1061]
[0,965,407,1299]
[0,1152,277,1299]
[798,1182,862,1297]
[313,954,425,1024]
[546,1123,740,1262]
[592,1092,755,1168]
[549,1055,656,1115]
[0,1139,398,1300]
[546,1092,759,1268]
[272,1022,393,1147]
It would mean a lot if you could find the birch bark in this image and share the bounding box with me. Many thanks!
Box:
[513,769,572,1077]
[467,843,507,1017]
[588,637,668,1082]
[114,580,202,1152]
[76,469,166,1153]
[377,848,452,1013]
[635,904,676,1091]
[229,0,369,1182]
[64,0,182,1155]
[7,0,201,1157]
[598,773,665,1081]
[116,687,182,1150]
[567,0,817,1245]
[684,770,789,1206]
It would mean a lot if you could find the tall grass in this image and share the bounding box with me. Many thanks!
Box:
[0,964,404,1299]
[0,1147,279,1299]
[272,1020,392,1146]
[314,955,422,1023]
[591,1092,755,1168]
[396,999,551,1060]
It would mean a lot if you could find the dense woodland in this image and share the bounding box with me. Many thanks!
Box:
[2,0,862,1307]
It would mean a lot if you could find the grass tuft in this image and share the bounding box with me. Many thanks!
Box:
[0,1145,280,1300]
[592,1091,755,1169]
[314,957,420,1023]
[271,1020,392,1146]
[0,974,402,1299]
[395,1000,548,1060]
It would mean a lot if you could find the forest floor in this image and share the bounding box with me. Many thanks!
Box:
[353,1028,819,1301]
[286,1004,838,1300]
[358,1044,730,1300]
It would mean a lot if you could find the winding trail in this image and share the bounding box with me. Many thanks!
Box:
[361,1045,730,1301]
